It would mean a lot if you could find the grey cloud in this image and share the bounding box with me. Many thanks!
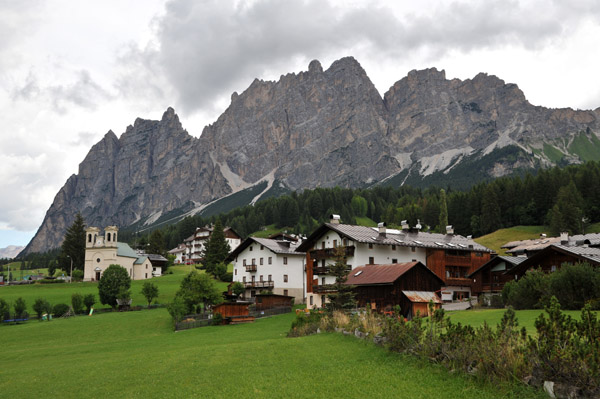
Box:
[11,69,111,114]
[118,0,600,114]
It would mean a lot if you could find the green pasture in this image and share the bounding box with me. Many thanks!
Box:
[0,308,545,399]
[447,307,586,335]
[0,265,227,314]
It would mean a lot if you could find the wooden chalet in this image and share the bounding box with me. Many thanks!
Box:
[506,244,600,280]
[343,262,444,318]
[469,256,526,295]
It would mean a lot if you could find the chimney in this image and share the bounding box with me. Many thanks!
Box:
[560,232,568,245]
[378,222,387,237]
[540,233,547,238]
[415,219,422,231]
[446,225,454,235]
[330,214,341,224]
[401,220,409,230]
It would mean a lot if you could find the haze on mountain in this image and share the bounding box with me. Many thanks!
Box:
[21,57,600,255]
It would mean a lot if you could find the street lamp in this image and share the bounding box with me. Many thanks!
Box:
[66,255,73,283]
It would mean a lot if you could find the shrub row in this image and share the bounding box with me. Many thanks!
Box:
[502,262,600,310]
[289,299,600,398]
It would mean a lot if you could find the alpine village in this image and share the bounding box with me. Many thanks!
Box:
[3,52,600,399]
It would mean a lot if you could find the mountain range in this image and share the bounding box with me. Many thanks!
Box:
[21,56,600,255]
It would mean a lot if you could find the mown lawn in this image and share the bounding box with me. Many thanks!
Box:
[0,309,545,399]
[446,307,586,335]
[0,265,226,314]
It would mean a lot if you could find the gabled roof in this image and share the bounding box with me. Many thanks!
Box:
[402,290,442,304]
[225,237,304,263]
[504,233,600,254]
[467,255,527,278]
[134,256,148,265]
[344,262,444,286]
[117,242,139,258]
[297,223,492,253]
[507,244,600,276]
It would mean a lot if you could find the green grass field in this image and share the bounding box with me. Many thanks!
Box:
[0,265,228,314]
[474,225,547,254]
[0,308,545,398]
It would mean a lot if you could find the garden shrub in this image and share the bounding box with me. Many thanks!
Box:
[503,269,549,309]
[489,294,504,308]
[0,298,9,321]
[71,293,84,314]
[33,298,51,319]
[212,312,223,325]
[71,269,84,282]
[14,297,28,319]
[548,262,600,310]
[287,310,324,337]
[83,294,96,314]
[52,303,70,317]
[39,279,65,284]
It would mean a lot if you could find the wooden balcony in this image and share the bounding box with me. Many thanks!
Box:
[445,255,472,266]
[244,264,257,272]
[312,284,337,293]
[244,281,274,289]
[444,277,473,287]
[309,246,355,261]
[312,265,351,275]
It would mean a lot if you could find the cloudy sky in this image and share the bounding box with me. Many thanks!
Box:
[1,0,600,249]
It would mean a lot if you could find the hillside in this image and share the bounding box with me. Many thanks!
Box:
[23,56,600,255]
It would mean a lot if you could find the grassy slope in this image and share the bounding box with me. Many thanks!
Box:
[474,226,548,254]
[0,265,226,314]
[0,309,545,399]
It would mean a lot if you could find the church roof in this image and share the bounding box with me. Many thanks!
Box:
[117,242,139,259]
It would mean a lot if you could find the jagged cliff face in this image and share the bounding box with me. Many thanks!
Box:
[23,56,600,254]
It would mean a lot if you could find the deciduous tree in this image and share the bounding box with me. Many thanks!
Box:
[141,281,159,307]
[98,265,131,310]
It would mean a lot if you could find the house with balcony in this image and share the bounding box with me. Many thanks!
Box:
[181,225,242,264]
[296,216,493,308]
[226,236,305,303]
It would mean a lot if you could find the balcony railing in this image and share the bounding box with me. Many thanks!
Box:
[312,284,337,293]
[243,281,274,289]
[312,265,351,275]
[444,277,473,287]
[245,264,257,272]
[445,255,472,266]
[309,246,355,261]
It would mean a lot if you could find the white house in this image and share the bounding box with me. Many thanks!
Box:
[84,226,154,281]
[168,244,186,264]
[226,236,305,303]
[296,216,492,309]
[181,226,242,264]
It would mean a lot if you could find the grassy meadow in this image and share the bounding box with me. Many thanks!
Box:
[0,265,227,314]
[0,308,546,399]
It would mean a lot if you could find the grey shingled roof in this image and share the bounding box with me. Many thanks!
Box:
[467,255,527,278]
[552,244,600,263]
[317,223,492,252]
[249,237,304,255]
[505,233,600,254]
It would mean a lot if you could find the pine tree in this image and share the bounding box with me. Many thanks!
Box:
[148,229,166,256]
[438,189,448,233]
[60,213,86,273]
[326,247,356,311]
[202,219,231,276]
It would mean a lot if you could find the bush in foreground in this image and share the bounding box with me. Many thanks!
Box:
[98,265,131,310]
[52,303,70,317]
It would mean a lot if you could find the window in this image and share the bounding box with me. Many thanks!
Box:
[321,259,326,267]
[234,269,237,276]
[333,239,337,247]
[310,296,313,305]
[268,257,272,265]
[322,242,325,249]
[369,257,374,264]
[268,274,272,281]
[475,252,483,257]
[251,290,256,298]
[343,238,348,246]
[260,275,263,282]
[261,245,264,250]
[243,276,246,283]
[252,258,256,265]
[283,257,288,265]
[392,258,397,263]
[284,274,288,283]
[321,295,325,305]
[551,265,557,272]
[392,244,396,250]
[260,258,263,265]
[243,259,247,266]
[369,243,373,249]
[96,258,101,263]
[251,275,255,282]
[145,273,148,278]
[321,277,325,285]
[283,289,288,296]
[88,234,92,243]
[411,246,416,252]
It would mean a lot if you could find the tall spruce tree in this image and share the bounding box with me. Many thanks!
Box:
[438,189,448,233]
[201,219,230,276]
[60,213,86,273]
[326,246,356,311]
[148,229,166,256]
